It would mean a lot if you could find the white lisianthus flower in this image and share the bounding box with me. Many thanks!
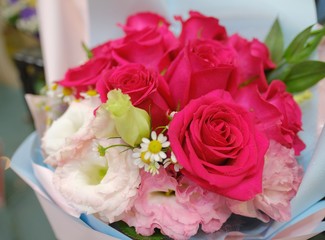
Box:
[42,97,100,161]
[53,138,141,223]
[91,104,118,139]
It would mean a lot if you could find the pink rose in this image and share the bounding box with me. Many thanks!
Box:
[111,13,178,72]
[92,12,178,72]
[263,80,305,155]
[227,140,303,222]
[58,57,113,95]
[91,39,122,59]
[226,34,275,93]
[176,11,227,45]
[112,29,175,70]
[166,39,238,108]
[122,12,170,33]
[96,63,172,128]
[233,82,304,155]
[232,84,282,139]
[168,90,269,201]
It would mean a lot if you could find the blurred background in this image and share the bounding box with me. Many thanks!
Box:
[0,0,54,239]
[0,0,324,240]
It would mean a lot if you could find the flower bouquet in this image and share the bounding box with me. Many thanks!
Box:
[11,2,325,240]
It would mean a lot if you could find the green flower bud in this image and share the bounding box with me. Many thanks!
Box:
[105,89,151,147]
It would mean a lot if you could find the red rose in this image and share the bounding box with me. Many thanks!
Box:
[111,28,176,71]
[176,11,227,45]
[168,90,268,201]
[96,63,172,128]
[91,12,178,72]
[233,81,304,155]
[263,80,305,155]
[226,34,275,92]
[108,13,178,72]
[91,38,122,59]
[58,57,113,95]
[122,12,170,33]
[166,39,238,108]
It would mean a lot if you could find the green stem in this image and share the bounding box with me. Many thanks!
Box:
[104,144,132,151]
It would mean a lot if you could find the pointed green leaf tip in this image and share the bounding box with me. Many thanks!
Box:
[266,21,325,92]
[284,25,325,63]
[81,42,93,59]
[110,221,166,240]
[265,18,284,65]
[283,60,325,93]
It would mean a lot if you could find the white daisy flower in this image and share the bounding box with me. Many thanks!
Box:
[80,89,99,99]
[60,87,76,103]
[132,148,151,169]
[47,84,75,103]
[145,161,160,175]
[46,83,62,97]
[140,131,170,162]
[163,152,183,172]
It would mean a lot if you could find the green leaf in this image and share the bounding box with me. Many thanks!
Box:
[264,18,284,64]
[266,62,292,83]
[283,25,325,63]
[110,221,169,240]
[81,42,93,59]
[296,27,325,60]
[283,25,313,62]
[283,60,325,93]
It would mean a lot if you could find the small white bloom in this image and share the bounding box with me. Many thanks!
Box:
[47,84,76,103]
[169,111,177,119]
[80,89,99,99]
[163,152,183,172]
[46,84,60,97]
[132,148,151,169]
[140,131,170,162]
[145,161,160,175]
[132,131,170,175]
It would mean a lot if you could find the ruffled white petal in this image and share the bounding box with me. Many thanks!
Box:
[53,138,140,223]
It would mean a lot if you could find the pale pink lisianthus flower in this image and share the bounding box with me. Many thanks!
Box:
[91,104,118,139]
[123,169,232,239]
[53,138,140,223]
[177,177,232,233]
[227,140,303,222]
[123,168,202,240]
[42,97,101,166]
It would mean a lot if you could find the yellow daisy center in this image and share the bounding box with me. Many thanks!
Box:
[148,140,162,154]
[86,89,98,96]
[62,87,73,96]
[141,151,151,164]
[51,83,58,91]
[44,105,51,112]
